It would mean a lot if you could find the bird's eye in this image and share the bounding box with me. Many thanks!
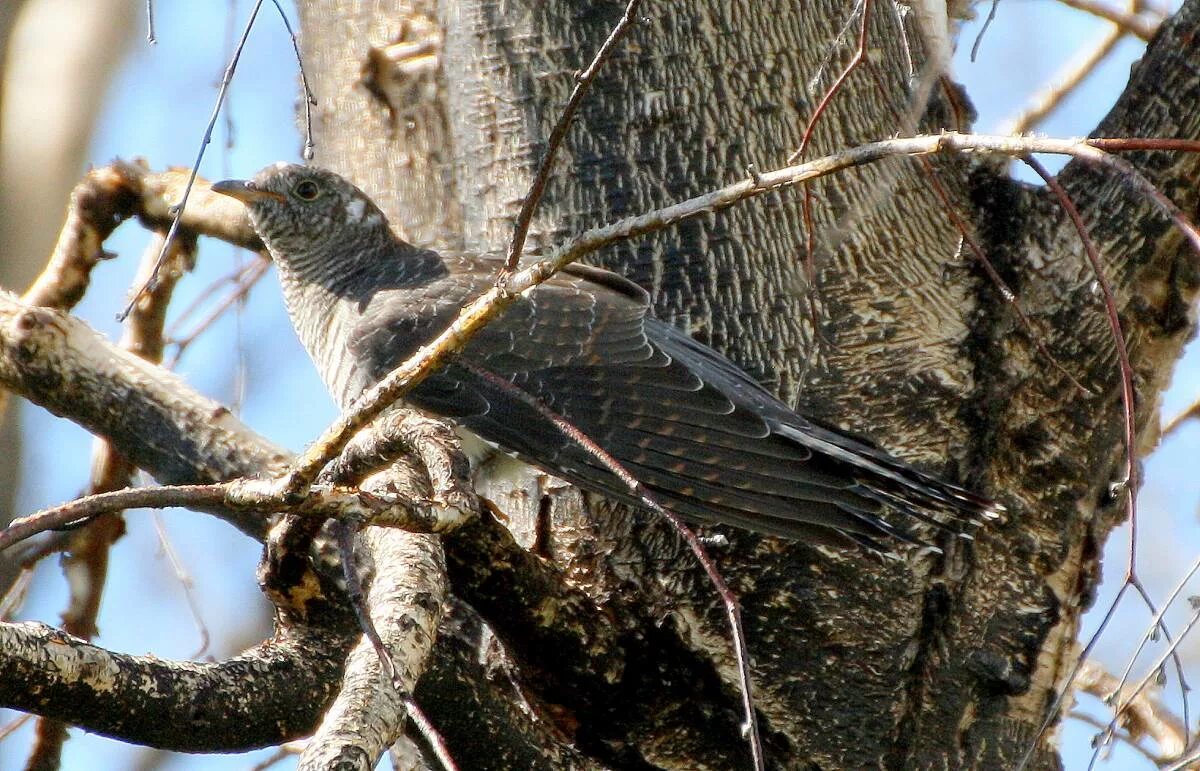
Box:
[292,180,321,201]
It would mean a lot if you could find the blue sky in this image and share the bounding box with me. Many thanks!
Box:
[4,2,1198,769]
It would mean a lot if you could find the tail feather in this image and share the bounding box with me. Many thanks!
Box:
[773,420,1004,536]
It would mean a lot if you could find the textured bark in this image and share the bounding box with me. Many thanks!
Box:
[0,620,353,751]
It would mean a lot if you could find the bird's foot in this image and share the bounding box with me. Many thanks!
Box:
[319,408,479,534]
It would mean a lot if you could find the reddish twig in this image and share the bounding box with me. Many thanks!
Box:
[0,479,448,553]
[165,254,269,367]
[1026,154,1190,751]
[403,696,459,771]
[921,154,1093,395]
[789,0,872,338]
[456,360,765,771]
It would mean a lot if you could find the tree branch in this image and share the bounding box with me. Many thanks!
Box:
[0,620,353,751]
[298,528,447,770]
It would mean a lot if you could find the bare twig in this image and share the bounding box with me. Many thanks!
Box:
[332,518,398,685]
[267,0,316,160]
[790,0,871,338]
[296,528,446,771]
[123,0,309,318]
[248,741,306,771]
[970,0,1001,61]
[165,254,270,367]
[1056,0,1160,40]
[29,233,196,765]
[0,567,34,620]
[1018,581,1132,770]
[1067,712,1161,765]
[0,479,450,553]
[1004,26,1125,135]
[921,155,1092,395]
[1114,554,1200,703]
[1162,397,1200,438]
[0,713,33,743]
[1024,156,1138,548]
[120,0,267,321]
[1013,142,1200,771]
[502,0,643,273]
[151,513,211,658]
[145,0,156,44]
[1088,604,1200,767]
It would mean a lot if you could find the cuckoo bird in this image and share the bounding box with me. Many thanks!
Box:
[212,164,999,550]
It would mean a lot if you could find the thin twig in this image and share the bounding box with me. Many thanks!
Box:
[1162,397,1200,438]
[1055,0,1160,40]
[0,567,34,620]
[152,513,212,659]
[1016,581,1132,771]
[1015,148,1199,771]
[1004,26,1124,135]
[119,0,267,321]
[789,0,871,340]
[502,0,643,273]
[923,155,1092,395]
[248,741,306,771]
[0,713,33,743]
[165,255,270,367]
[970,0,1000,61]
[1089,605,1200,768]
[334,518,400,686]
[1067,712,1161,765]
[145,0,156,44]
[1127,577,1191,744]
[28,233,195,766]
[1024,156,1137,548]
[0,480,445,553]
[268,0,316,160]
[1113,554,1200,702]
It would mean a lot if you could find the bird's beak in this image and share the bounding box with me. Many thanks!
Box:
[210,179,285,204]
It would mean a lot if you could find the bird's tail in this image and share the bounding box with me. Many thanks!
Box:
[773,421,1004,540]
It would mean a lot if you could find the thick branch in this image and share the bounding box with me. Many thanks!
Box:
[0,289,288,537]
[0,620,353,751]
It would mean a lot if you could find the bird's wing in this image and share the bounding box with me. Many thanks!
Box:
[350,260,992,546]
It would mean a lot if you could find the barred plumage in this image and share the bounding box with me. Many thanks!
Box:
[213,164,1002,551]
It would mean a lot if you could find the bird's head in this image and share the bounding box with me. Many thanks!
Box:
[212,163,392,267]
